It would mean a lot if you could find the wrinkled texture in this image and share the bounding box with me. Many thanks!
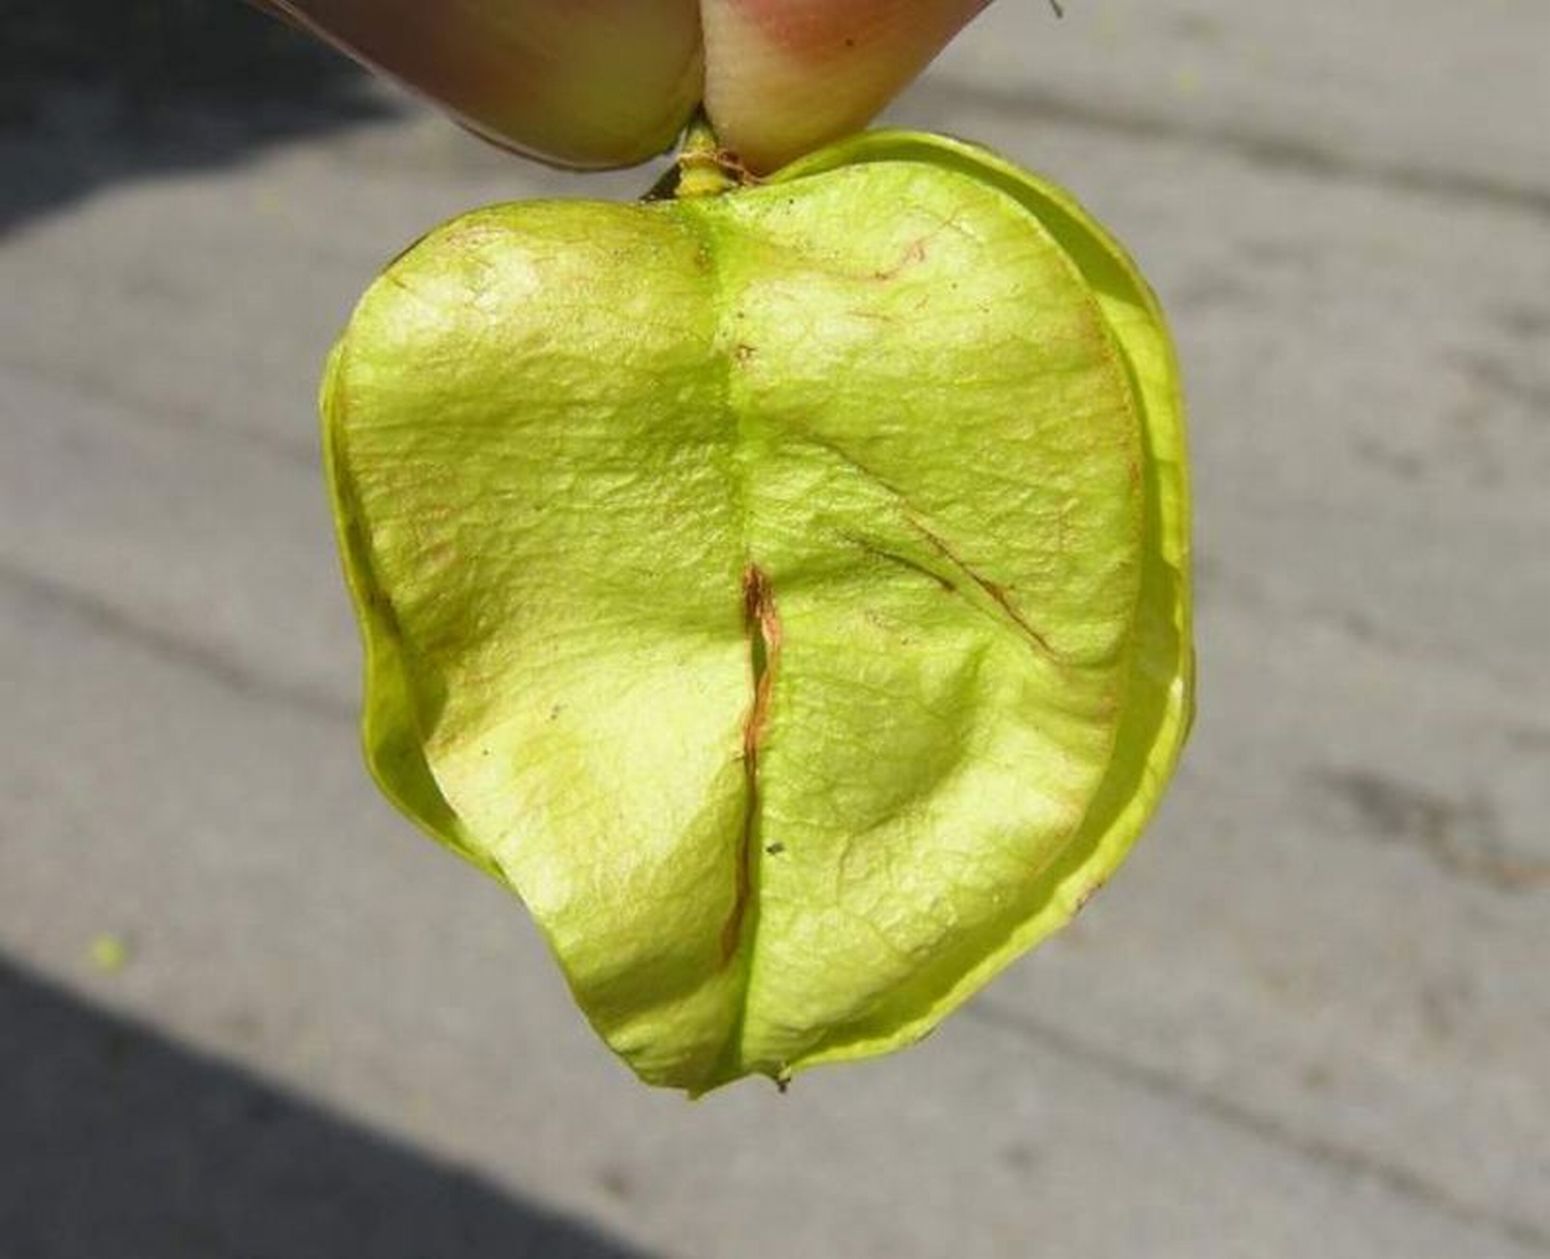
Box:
[323,132,1192,1092]
[254,0,991,169]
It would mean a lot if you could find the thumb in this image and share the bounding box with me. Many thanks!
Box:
[701,0,991,173]
[256,0,703,167]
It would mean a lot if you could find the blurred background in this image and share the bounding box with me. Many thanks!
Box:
[2,1,1547,1255]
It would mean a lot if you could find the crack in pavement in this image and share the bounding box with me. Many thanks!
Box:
[967,1000,1550,1255]
[1314,767,1550,894]
[0,356,320,471]
[0,558,354,727]
[909,78,1550,225]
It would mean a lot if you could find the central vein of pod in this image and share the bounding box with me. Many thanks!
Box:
[722,564,780,964]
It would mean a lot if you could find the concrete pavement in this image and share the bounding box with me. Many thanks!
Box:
[2,2,1547,1255]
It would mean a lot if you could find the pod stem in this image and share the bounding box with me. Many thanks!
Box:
[674,111,745,199]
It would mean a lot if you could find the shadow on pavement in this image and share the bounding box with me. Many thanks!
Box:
[2,0,396,233]
[0,956,648,1259]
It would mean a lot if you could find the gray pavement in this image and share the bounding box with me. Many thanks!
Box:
[2,2,1548,1256]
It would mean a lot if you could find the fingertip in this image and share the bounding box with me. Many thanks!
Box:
[261,0,704,168]
[701,0,990,171]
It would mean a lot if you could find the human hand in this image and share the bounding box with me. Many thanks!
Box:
[255,0,992,172]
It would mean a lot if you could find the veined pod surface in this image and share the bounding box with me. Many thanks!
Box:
[323,131,1193,1094]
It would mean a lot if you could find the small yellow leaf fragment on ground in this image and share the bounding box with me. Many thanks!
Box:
[88,933,131,975]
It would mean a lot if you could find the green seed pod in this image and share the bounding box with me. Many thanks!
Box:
[323,130,1193,1094]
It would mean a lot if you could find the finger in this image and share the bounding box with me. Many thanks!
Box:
[254,0,704,168]
[700,0,991,172]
